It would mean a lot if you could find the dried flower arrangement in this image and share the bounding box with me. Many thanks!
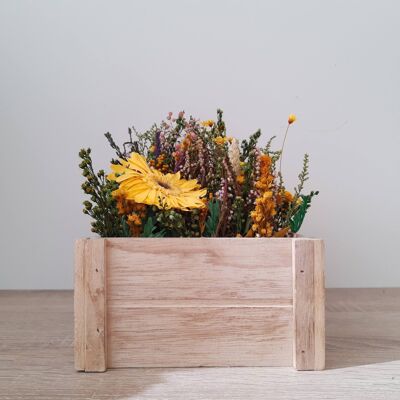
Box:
[79,110,318,238]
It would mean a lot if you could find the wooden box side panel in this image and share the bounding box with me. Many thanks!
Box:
[106,238,293,304]
[107,305,293,368]
[105,238,294,368]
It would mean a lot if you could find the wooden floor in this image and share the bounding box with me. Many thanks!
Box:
[0,289,399,400]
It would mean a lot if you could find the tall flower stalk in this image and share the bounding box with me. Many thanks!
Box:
[278,113,297,176]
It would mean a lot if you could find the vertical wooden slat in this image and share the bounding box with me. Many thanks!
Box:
[84,239,107,372]
[293,239,325,370]
[74,239,86,371]
[313,239,325,370]
[293,239,315,370]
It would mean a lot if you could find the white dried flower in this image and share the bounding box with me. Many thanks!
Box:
[228,138,241,176]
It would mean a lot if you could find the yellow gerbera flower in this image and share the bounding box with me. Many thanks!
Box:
[108,153,207,210]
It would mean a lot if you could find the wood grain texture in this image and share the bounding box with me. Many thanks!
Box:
[1,289,399,400]
[73,239,86,371]
[75,238,325,370]
[104,238,294,369]
[107,306,293,367]
[293,239,325,370]
[106,238,293,303]
[84,238,107,372]
[313,239,325,370]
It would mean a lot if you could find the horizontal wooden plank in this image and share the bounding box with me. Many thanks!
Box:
[107,306,293,367]
[106,238,292,302]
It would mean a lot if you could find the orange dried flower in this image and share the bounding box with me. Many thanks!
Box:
[214,136,227,146]
[288,114,296,124]
[201,120,215,127]
[249,154,276,237]
[113,188,147,236]
[236,175,245,185]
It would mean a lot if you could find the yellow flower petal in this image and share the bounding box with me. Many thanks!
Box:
[109,152,207,210]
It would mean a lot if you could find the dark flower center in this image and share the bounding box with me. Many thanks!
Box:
[157,180,171,190]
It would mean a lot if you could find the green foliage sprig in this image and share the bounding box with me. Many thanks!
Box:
[290,191,319,233]
[156,209,190,237]
[141,217,166,237]
[105,130,140,163]
[285,154,319,231]
[205,200,220,237]
[294,153,310,199]
[241,129,261,197]
[241,129,261,161]
[79,148,129,237]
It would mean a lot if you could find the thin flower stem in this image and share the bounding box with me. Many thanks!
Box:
[279,124,290,176]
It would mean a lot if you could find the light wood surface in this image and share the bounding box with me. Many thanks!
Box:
[108,305,292,367]
[293,239,325,370]
[74,238,86,371]
[85,239,107,372]
[77,238,323,370]
[0,289,399,399]
[106,238,293,302]
[313,240,325,370]
[74,239,107,372]
[102,238,298,369]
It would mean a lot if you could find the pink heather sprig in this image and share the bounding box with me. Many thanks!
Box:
[223,158,234,199]
[182,149,191,178]
[196,138,206,186]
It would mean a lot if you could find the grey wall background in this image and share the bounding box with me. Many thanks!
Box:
[0,0,399,289]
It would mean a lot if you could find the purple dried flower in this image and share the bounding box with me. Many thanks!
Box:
[154,130,161,158]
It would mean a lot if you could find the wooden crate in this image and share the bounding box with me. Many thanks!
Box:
[74,238,325,372]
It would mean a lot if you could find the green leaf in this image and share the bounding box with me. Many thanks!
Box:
[290,191,319,233]
[204,200,220,237]
[141,216,166,238]
[243,216,252,236]
[121,216,131,237]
